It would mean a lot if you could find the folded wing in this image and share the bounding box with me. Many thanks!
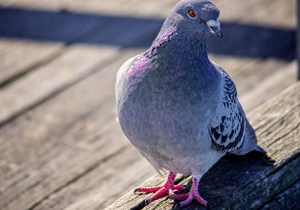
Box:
[209,68,246,153]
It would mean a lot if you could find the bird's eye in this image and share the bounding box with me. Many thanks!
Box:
[188,9,197,18]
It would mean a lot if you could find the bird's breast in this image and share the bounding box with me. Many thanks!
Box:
[118,67,218,145]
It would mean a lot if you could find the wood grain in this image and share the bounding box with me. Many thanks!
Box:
[260,180,300,210]
[239,61,297,112]
[0,40,62,86]
[0,45,117,126]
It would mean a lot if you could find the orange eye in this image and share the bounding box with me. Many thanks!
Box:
[188,9,197,18]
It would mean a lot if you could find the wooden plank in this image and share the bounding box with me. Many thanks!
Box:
[32,146,154,210]
[0,40,62,86]
[0,49,155,210]
[0,6,114,87]
[237,0,295,28]
[239,61,297,112]
[260,180,300,210]
[0,45,118,126]
[0,49,136,184]
[105,82,300,210]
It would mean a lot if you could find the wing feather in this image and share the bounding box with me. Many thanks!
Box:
[209,68,245,153]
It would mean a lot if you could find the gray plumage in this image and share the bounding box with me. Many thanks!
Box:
[115,0,263,179]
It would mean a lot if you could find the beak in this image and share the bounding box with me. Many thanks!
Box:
[206,20,223,38]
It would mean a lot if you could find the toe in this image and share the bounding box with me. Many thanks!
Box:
[169,193,189,200]
[179,195,194,207]
[195,195,208,206]
[149,188,168,202]
[134,188,142,195]
[173,185,185,191]
[171,193,208,207]
[137,186,163,193]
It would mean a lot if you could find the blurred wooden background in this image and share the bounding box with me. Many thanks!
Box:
[0,0,297,209]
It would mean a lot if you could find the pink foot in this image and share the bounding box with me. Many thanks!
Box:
[134,172,185,203]
[170,176,208,207]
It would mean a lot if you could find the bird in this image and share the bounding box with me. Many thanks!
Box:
[115,0,265,207]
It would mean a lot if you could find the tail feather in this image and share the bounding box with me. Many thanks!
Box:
[253,145,266,154]
[231,118,259,155]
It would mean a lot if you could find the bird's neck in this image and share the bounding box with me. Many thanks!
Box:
[147,27,210,67]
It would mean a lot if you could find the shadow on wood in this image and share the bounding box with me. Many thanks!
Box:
[0,6,296,60]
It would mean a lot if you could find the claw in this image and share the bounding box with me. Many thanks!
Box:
[133,188,143,195]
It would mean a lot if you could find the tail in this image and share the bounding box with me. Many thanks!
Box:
[253,145,266,154]
[232,119,265,155]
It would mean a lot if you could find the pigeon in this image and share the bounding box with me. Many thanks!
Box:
[115,0,265,207]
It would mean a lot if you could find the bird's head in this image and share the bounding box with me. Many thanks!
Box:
[169,0,223,39]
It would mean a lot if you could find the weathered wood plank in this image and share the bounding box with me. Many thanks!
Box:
[0,45,118,126]
[32,145,154,210]
[0,49,155,210]
[239,61,297,112]
[105,82,300,210]
[260,180,300,210]
[0,48,134,184]
[0,6,113,86]
[208,0,296,29]
[0,39,62,86]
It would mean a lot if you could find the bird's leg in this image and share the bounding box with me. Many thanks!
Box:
[134,172,185,203]
[170,176,207,207]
